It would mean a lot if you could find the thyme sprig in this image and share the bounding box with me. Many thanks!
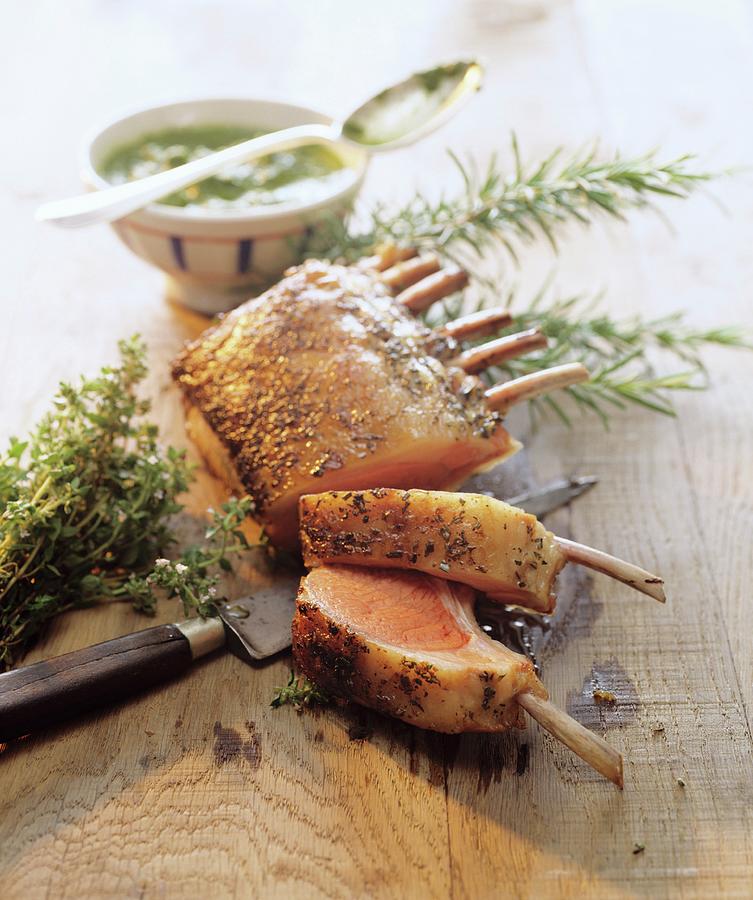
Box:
[124,496,256,618]
[307,140,714,262]
[271,671,330,711]
[0,338,256,670]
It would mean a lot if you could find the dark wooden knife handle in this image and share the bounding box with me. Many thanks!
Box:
[0,624,193,743]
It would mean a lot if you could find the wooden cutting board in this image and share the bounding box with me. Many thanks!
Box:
[2,1,753,897]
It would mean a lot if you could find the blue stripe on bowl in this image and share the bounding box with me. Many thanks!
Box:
[237,238,254,274]
[170,236,187,270]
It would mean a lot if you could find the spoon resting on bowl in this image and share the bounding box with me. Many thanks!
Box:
[36,61,483,229]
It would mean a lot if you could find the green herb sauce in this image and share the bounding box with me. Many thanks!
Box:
[100,124,350,210]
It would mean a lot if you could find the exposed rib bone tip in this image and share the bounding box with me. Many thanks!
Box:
[438,306,513,340]
[381,253,442,291]
[453,327,549,374]
[556,537,666,603]
[362,244,418,272]
[485,362,590,412]
[518,691,624,787]
[397,266,469,313]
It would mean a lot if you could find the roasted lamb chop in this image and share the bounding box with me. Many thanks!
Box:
[299,488,665,613]
[293,564,624,786]
[172,250,586,548]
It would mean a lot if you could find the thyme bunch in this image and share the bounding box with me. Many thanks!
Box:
[0,338,255,670]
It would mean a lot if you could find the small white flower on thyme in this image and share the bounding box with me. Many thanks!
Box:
[175,563,189,575]
[207,586,217,597]
[155,558,170,569]
[147,455,159,466]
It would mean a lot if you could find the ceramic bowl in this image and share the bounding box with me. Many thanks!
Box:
[82,98,369,314]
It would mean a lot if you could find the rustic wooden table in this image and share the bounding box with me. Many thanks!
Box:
[2,1,753,897]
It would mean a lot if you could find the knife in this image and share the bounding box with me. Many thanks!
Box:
[0,575,300,744]
[0,476,596,743]
[505,474,598,519]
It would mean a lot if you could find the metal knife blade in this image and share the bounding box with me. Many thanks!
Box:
[505,475,598,518]
[217,573,301,662]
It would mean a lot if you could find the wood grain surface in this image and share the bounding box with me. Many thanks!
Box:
[2,1,753,897]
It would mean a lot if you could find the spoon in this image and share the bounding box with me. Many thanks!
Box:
[37,61,483,229]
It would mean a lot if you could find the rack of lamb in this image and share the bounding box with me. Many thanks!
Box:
[172,249,586,548]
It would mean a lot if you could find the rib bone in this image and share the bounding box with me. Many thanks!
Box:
[397,266,470,312]
[557,537,666,603]
[518,691,624,788]
[381,253,442,291]
[438,306,513,340]
[485,362,590,412]
[360,244,418,272]
[453,328,548,374]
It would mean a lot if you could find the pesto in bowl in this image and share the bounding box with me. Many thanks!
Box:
[100,124,351,211]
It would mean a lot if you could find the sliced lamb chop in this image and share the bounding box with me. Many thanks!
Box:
[172,259,578,549]
[293,564,623,786]
[299,488,666,613]
[294,565,541,731]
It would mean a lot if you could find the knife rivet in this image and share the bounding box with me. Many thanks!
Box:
[225,604,250,619]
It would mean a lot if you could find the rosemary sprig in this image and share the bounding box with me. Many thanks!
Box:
[306,139,715,262]
[271,671,330,711]
[426,285,750,425]
[0,338,256,670]
[507,288,751,370]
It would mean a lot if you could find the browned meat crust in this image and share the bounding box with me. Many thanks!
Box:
[172,260,516,547]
